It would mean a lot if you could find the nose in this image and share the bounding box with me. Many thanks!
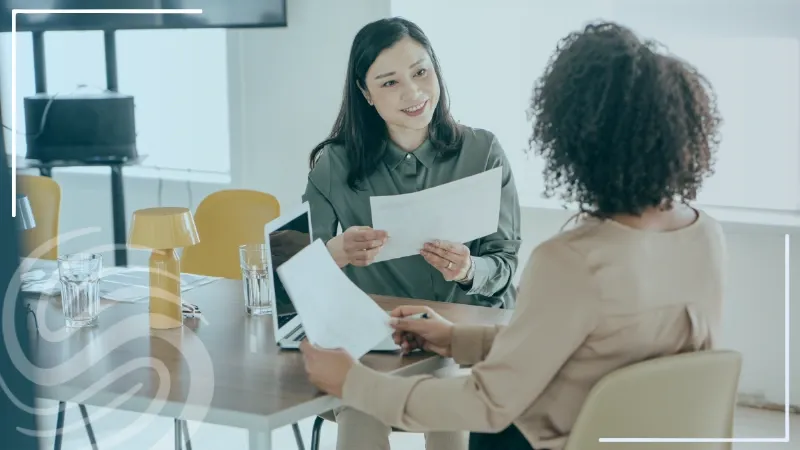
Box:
[401,80,423,102]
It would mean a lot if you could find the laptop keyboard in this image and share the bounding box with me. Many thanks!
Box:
[277,313,297,328]
[277,313,305,342]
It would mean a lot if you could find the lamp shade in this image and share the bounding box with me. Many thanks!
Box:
[128,207,200,250]
[16,195,36,231]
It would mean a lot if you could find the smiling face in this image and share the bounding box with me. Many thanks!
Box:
[360,36,440,137]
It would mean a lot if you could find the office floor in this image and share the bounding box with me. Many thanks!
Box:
[35,401,798,449]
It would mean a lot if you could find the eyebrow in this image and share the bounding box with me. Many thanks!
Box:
[374,57,428,80]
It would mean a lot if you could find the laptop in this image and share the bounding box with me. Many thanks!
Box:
[265,202,399,352]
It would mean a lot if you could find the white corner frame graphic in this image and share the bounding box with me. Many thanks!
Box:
[600,233,792,444]
[9,8,202,217]
[7,8,795,447]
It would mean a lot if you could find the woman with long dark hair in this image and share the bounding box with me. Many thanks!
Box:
[302,17,522,450]
[301,21,726,450]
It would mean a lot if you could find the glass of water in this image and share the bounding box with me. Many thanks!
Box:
[239,243,272,315]
[58,253,102,328]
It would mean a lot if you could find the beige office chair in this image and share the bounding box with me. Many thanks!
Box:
[564,349,743,450]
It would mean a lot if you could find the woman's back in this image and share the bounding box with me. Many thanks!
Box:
[519,208,726,448]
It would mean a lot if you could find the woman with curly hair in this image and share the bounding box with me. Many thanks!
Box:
[300,21,726,450]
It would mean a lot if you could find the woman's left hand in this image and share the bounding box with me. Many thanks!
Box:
[299,340,355,398]
[420,240,472,282]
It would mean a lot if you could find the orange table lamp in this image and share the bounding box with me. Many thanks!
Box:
[128,207,200,329]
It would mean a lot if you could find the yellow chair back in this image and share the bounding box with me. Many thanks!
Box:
[181,189,280,279]
[17,175,61,260]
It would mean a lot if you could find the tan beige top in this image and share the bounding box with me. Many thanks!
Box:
[343,209,726,450]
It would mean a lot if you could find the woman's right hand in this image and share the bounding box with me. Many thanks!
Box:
[389,305,454,356]
[326,226,388,268]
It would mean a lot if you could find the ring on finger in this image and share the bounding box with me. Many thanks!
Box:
[447,261,453,270]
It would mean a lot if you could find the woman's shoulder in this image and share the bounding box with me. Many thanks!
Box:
[539,207,726,259]
[454,124,509,166]
[307,141,351,195]
[310,141,349,177]
[457,124,499,151]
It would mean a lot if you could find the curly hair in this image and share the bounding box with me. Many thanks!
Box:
[528,21,722,218]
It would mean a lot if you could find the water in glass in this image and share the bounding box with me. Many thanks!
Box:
[58,253,102,328]
[239,243,272,315]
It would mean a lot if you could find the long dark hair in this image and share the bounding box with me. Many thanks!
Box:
[308,17,463,190]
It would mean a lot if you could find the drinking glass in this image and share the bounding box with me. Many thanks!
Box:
[239,243,272,315]
[58,253,102,328]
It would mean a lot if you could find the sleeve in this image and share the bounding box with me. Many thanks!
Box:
[301,149,339,245]
[341,240,599,433]
[462,133,522,298]
[449,324,504,366]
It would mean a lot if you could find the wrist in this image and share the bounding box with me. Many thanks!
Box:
[444,324,455,357]
[456,256,475,284]
[326,236,349,268]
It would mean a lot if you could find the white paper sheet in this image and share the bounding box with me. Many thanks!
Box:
[275,239,394,359]
[19,259,218,302]
[370,167,503,262]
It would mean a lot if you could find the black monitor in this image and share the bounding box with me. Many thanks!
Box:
[0,0,287,32]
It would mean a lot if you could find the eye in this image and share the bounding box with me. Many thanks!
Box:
[382,80,397,87]
[415,68,427,77]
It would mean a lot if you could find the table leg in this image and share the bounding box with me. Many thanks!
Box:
[38,167,52,178]
[110,165,127,267]
[248,429,272,450]
[174,418,183,450]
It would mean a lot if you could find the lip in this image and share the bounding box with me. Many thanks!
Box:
[401,100,428,117]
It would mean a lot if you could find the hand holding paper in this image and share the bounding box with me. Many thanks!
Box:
[420,240,473,281]
[275,239,395,359]
[326,226,389,267]
[370,167,503,262]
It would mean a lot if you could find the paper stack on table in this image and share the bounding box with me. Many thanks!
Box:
[98,268,217,302]
[370,167,503,262]
[19,258,218,302]
[276,239,394,359]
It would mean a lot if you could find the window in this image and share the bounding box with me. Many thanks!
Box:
[391,0,800,213]
[0,28,230,175]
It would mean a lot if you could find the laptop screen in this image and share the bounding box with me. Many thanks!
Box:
[268,210,312,325]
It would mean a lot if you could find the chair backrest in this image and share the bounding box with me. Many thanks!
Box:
[17,175,61,260]
[181,189,280,279]
[564,350,742,450]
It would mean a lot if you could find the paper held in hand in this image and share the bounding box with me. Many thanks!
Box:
[370,167,503,262]
[275,239,394,359]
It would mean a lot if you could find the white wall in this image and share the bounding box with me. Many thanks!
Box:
[228,0,393,205]
[13,0,797,407]
[391,0,800,212]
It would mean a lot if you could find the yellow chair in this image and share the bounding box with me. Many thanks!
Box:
[180,189,280,279]
[179,189,306,449]
[17,174,61,260]
[564,349,743,450]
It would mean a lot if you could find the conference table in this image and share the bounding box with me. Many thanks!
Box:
[28,278,512,450]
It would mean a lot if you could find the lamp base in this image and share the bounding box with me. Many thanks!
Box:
[149,248,182,329]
